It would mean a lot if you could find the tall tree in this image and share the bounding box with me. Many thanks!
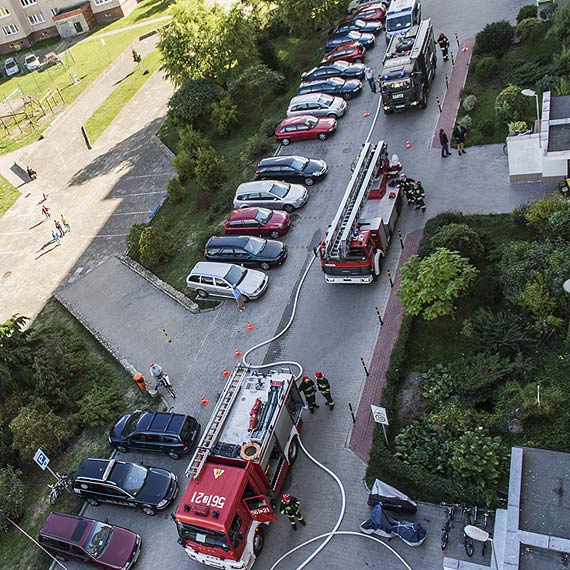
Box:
[277,0,345,36]
[0,315,32,393]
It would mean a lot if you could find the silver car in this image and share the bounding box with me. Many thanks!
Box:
[233,180,308,213]
[287,93,347,119]
[186,262,268,301]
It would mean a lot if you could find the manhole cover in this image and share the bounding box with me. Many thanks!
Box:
[2,271,11,279]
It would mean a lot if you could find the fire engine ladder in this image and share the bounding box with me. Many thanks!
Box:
[323,141,385,260]
[185,367,245,479]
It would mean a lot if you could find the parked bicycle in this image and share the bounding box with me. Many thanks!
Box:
[462,504,477,557]
[149,363,176,399]
[440,502,458,551]
[48,471,74,505]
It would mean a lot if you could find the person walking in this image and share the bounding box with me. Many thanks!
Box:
[280,494,306,531]
[54,220,64,236]
[60,214,71,232]
[232,287,246,312]
[41,205,51,219]
[365,67,377,93]
[299,375,319,413]
[437,32,450,62]
[27,166,37,180]
[314,371,334,410]
[439,128,452,158]
[51,229,61,245]
[453,122,467,155]
[412,181,426,212]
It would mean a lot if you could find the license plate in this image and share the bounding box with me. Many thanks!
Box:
[393,93,404,99]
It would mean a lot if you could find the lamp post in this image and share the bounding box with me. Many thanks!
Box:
[522,88,541,147]
[464,525,498,570]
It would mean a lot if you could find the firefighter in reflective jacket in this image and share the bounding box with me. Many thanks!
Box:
[412,181,426,212]
[397,174,415,206]
[437,32,450,61]
[315,372,335,410]
[280,494,306,531]
[299,375,319,413]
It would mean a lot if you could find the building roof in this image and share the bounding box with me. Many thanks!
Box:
[549,94,570,120]
[547,124,570,152]
[544,94,570,152]
[520,545,569,570]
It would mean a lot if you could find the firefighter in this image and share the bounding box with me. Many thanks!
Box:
[314,371,335,410]
[412,181,426,212]
[397,174,415,206]
[299,375,319,413]
[280,493,306,531]
[437,32,450,62]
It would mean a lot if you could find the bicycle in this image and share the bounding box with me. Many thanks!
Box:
[462,504,476,557]
[155,372,176,400]
[48,471,74,505]
[502,128,533,155]
[440,502,458,551]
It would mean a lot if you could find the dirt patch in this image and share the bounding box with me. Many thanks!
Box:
[396,371,429,427]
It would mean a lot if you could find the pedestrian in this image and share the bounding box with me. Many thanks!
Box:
[280,493,306,531]
[437,32,450,62]
[41,192,48,202]
[412,181,426,212]
[232,287,246,312]
[364,67,377,93]
[299,375,319,413]
[314,371,334,410]
[51,229,61,244]
[60,214,71,232]
[453,122,467,155]
[439,128,452,158]
[26,166,37,180]
[54,220,64,235]
[41,205,51,218]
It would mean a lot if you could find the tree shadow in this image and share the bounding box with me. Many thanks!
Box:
[113,72,134,86]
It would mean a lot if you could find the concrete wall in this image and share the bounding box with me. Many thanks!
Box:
[507,134,542,182]
[542,155,567,178]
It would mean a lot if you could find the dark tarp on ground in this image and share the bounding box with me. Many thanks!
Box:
[360,505,427,547]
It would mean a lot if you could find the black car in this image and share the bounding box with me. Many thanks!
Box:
[335,17,383,35]
[303,60,366,81]
[109,411,200,460]
[298,77,362,100]
[325,30,375,52]
[255,155,328,186]
[72,458,178,516]
[205,235,287,270]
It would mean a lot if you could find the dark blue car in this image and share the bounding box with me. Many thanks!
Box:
[297,77,363,100]
[302,60,366,81]
[325,30,375,52]
[334,18,383,35]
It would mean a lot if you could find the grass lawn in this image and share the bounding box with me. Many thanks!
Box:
[0,174,20,217]
[91,0,172,36]
[84,49,162,144]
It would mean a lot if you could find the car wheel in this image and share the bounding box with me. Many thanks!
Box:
[260,262,271,271]
[142,505,156,516]
[269,231,280,239]
[196,289,208,298]
[343,93,353,100]
[241,295,250,303]
[419,90,427,109]
[327,113,338,118]
[281,138,291,146]
[355,57,363,63]
[288,436,300,464]
[116,444,128,454]
[318,133,328,141]
[283,204,295,213]
[253,526,265,556]
[86,497,100,507]
[168,450,182,460]
[304,178,314,186]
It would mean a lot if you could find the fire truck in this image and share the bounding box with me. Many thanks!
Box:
[175,365,304,569]
[319,141,402,283]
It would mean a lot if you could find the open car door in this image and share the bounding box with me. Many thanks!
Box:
[242,496,277,523]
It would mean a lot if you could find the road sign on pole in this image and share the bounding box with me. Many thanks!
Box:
[371,405,389,425]
[33,449,50,471]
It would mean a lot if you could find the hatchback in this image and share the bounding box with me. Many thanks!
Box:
[205,236,287,270]
[255,155,328,186]
[354,3,389,22]
[298,77,362,100]
[109,411,200,459]
[320,42,366,64]
[4,57,19,76]
[38,512,141,570]
[334,18,383,35]
[72,458,178,516]
[186,261,268,301]
[225,207,290,238]
[287,93,347,119]
[326,31,375,52]
[275,115,337,145]
[234,180,308,212]
[302,61,366,81]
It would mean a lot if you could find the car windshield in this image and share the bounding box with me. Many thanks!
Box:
[347,31,360,39]
[244,237,266,255]
[290,157,309,171]
[177,522,230,551]
[6,61,16,69]
[387,14,412,31]
[354,19,368,27]
[83,522,113,558]
[123,412,143,436]
[112,463,148,496]
[329,77,344,86]
[224,264,247,286]
[334,61,349,70]
[382,79,410,91]
[255,208,273,224]
[269,181,290,198]
[25,56,35,63]
[304,117,318,129]
[318,94,335,106]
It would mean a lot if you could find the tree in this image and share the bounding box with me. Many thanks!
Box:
[474,21,514,57]
[517,4,538,23]
[553,0,570,49]
[0,466,25,532]
[397,248,479,321]
[0,315,32,394]
[158,0,258,88]
[276,0,345,36]
[229,65,285,112]
[139,227,177,268]
[524,193,567,230]
[429,223,484,261]
[515,18,542,43]
[495,85,528,123]
[126,223,145,261]
[194,147,227,193]
[167,79,221,126]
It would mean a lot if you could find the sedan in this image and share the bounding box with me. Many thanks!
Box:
[204,235,287,270]
[326,31,375,52]
[347,0,387,15]
[335,18,383,35]
[275,115,337,146]
[354,3,389,22]
[234,180,308,212]
[302,60,366,81]
[225,207,290,239]
[298,77,362,100]
[255,155,328,186]
[320,42,366,64]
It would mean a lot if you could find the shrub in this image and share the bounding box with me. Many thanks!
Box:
[126,223,144,261]
[210,97,240,136]
[512,202,530,226]
[504,60,546,86]
[239,131,274,171]
[517,4,538,23]
[428,402,482,438]
[259,116,281,138]
[0,421,14,468]
[515,17,543,42]
[525,193,567,229]
[475,57,498,81]
[172,150,195,183]
[0,466,25,532]
[167,176,187,204]
[139,226,177,268]
[462,95,477,112]
[474,21,514,57]
[458,115,472,130]
[194,146,227,193]
[495,84,527,123]
[228,65,285,112]
[479,120,495,137]
[536,74,561,93]
[421,364,454,407]
[508,121,529,136]
[553,1,570,47]
[449,353,513,397]
[178,125,209,156]
[429,223,484,261]
[546,204,570,240]
[167,79,221,127]
[78,385,124,427]
[416,211,465,257]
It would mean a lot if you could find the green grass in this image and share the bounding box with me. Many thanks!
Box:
[0,174,20,217]
[84,50,162,144]
[91,0,172,36]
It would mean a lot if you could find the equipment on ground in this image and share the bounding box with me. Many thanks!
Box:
[360,505,427,546]
[367,479,418,514]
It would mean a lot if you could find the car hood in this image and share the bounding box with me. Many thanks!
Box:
[303,159,328,175]
[318,118,337,129]
[345,63,366,75]
[136,468,174,505]
[286,184,308,201]
[342,79,361,90]
[239,268,268,295]
[97,527,139,568]
[260,240,286,260]
[109,413,131,442]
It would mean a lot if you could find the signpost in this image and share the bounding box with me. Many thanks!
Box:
[371,405,390,448]
[33,448,58,480]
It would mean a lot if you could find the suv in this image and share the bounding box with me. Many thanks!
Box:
[255,155,328,186]
[205,236,287,270]
[234,180,308,212]
[287,93,347,119]
[72,458,178,516]
[109,411,200,460]
[38,512,141,569]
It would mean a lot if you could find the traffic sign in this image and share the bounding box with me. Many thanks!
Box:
[371,405,389,425]
[33,449,50,471]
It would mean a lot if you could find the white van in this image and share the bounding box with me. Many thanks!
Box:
[385,0,422,43]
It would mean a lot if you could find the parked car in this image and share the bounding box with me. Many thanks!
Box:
[302,60,366,81]
[298,77,362,100]
[38,51,61,72]
[334,17,383,35]
[24,53,40,72]
[347,0,388,15]
[225,207,290,239]
[4,57,19,77]
[109,411,200,459]
[186,261,268,301]
[204,235,287,270]
[353,3,389,22]
[287,93,347,119]
[326,30,375,52]
[234,180,308,212]
[255,155,328,186]
[320,42,366,64]
[72,458,178,516]
[275,115,337,146]
[38,512,141,570]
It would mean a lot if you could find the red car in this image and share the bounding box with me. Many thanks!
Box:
[321,42,366,65]
[353,3,388,22]
[225,207,290,239]
[275,115,337,146]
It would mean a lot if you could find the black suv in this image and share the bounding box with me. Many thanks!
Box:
[205,235,287,270]
[109,411,200,460]
[72,458,178,516]
[255,155,328,186]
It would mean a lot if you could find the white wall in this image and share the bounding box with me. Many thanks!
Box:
[542,155,567,177]
[507,134,542,179]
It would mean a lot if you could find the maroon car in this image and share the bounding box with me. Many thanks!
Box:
[225,207,290,239]
[38,512,141,569]
[353,2,388,22]
[275,115,337,145]
[321,41,366,65]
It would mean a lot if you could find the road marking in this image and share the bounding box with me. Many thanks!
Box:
[125,173,171,180]
[80,233,128,238]
[97,211,149,217]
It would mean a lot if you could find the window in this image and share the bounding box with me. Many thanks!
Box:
[229,515,243,548]
[28,12,45,25]
[2,23,17,35]
[0,7,9,17]
[20,0,36,6]
[93,0,112,5]
[50,8,58,16]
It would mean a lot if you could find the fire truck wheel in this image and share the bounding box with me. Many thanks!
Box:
[253,526,265,555]
[287,436,300,464]
[142,505,156,516]
[419,89,427,109]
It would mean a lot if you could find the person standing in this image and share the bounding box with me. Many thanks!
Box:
[280,494,306,531]
[54,220,65,236]
[314,371,334,410]
[453,123,467,155]
[437,32,450,62]
[61,214,71,232]
[397,174,416,206]
[299,375,319,413]
[232,287,246,312]
[41,205,51,218]
[51,229,61,245]
[365,67,377,93]
[439,128,452,158]
[412,181,426,212]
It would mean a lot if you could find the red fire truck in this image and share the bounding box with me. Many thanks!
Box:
[175,366,304,569]
[319,141,402,283]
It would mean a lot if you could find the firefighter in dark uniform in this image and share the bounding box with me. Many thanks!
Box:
[280,494,306,531]
[314,371,335,410]
[299,375,319,413]
[412,181,426,212]
[397,174,416,207]
[437,32,450,61]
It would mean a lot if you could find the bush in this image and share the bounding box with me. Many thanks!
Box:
[167,176,187,204]
[462,95,477,112]
[178,125,209,156]
[126,223,144,261]
[479,120,495,137]
[139,226,177,268]
[421,364,454,407]
[546,204,570,240]
[508,120,529,136]
[194,146,227,193]
[167,79,221,127]
[517,4,538,23]
[525,193,567,229]
[210,97,240,136]
[474,21,514,57]
[553,1,570,46]
[0,421,14,468]
[78,385,124,427]
[495,84,527,123]
[228,65,285,112]
[416,211,465,257]
[239,131,274,171]
[475,57,498,81]
[458,115,472,130]
[536,74,561,93]
[0,466,25,532]
[449,353,513,397]
[172,150,195,183]
[429,223,484,261]
[515,17,543,43]
[504,60,546,86]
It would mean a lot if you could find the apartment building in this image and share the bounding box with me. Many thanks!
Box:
[0,0,137,53]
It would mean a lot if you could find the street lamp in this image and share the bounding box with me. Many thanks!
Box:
[522,88,541,133]
[464,525,498,570]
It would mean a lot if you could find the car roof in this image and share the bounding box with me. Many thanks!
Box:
[228,207,268,221]
[41,512,92,543]
[206,235,254,249]
[258,156,307,167]
[301,78,342,87]
[76,458,113,481]
[280,115,318,126]
[330,41,362,52]
[236,180,281,194]
[134,411,188,434]
[289,93,333,106]
[191,261,235,277]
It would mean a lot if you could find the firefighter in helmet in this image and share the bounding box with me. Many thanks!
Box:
[397,174,416,207]
[412,181,426,212]
[314,372,335,410]
[280,493,306,531]
[299,375,319,413]
[437,32,450,61]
